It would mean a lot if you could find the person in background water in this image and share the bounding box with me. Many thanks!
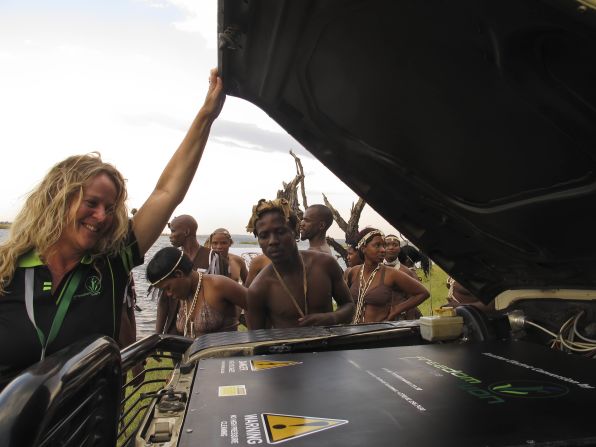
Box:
[246,199,354,329]
[155,214,229,335]
[147,247,246,338]
[299,204,335,256]
[208,228,248,284]
[345,228,429,324]
[0,68,225,388]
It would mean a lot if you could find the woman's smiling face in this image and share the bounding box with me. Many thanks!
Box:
[61,173,118,254]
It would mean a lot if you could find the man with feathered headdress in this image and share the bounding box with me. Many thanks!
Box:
[245,198,354,329]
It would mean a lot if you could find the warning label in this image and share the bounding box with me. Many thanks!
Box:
[218,413,348,445]
[261,413,348,444]
[222,360,251,374]
[251,360,302,371]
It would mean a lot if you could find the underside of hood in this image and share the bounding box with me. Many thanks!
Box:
[218,0,596,303]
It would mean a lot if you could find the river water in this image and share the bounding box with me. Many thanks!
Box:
[0,229,262,338]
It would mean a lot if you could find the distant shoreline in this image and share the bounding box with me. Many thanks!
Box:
[0,223,10,230]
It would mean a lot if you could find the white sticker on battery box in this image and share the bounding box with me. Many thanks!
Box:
[218,385,247,397]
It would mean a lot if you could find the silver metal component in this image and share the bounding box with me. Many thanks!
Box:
[507,309,526,332]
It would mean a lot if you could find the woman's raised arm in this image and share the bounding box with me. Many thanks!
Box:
[133,68,225,256]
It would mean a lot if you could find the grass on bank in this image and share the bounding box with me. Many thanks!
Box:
[417,264,449,315]
[118,356,174,447]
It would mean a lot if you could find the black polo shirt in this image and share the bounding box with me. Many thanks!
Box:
[0,229,142,388]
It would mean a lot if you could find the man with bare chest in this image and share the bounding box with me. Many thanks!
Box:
[299,204,334,256]
[246,199,354,329]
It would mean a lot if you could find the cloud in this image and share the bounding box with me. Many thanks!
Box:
[162,0,218,47]
[122,111,312,157]
[211,120,312,157]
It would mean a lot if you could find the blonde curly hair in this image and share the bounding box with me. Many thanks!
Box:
[0,153,129,295]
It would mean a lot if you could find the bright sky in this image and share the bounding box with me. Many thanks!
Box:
[0,0,400,239]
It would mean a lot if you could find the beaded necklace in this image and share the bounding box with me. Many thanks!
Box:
[271,253,308,318]
[351,264,381,324]
[183,272,203,338]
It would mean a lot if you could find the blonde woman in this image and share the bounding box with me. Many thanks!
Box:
[0,69,225,387]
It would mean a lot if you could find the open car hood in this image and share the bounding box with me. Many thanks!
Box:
[217,0,596,303]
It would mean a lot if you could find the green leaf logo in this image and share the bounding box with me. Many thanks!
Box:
[85,276,102,296]
[488,380,568,398]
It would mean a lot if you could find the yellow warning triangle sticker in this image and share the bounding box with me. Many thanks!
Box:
[250,360,302,371]
[262,413,348,444]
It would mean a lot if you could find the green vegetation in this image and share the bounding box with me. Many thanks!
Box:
[118,356,175,447]
[417,264,449,316]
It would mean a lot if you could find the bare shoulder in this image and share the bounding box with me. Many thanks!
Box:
[204,272,237,288]
[345,265,359,281]
[302,250,341,273]
[248,263,274,291]
[386,264,407,279]
[249,254,270,269]
[228,253,244,265]
[399,264,418,279]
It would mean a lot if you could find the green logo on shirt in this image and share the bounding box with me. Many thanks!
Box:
[85,276,102,296]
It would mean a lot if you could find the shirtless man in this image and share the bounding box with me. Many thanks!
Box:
[300,204,334,255]
[155,214,228,334]
[209,228,248,283]
[246,199,354,329]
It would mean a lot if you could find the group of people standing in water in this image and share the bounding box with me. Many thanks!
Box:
[0,68,432,389]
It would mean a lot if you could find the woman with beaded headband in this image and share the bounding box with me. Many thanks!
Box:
[345,228,430,324]
[146,247,247,338]
[0,68,225,385]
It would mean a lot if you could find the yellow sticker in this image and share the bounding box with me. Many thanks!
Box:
[250,360,302,371]
[218,385,246,397]
[262,413,348,444]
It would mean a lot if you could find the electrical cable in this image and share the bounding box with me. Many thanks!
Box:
[525,314,596,353]
[572,310,596,344]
